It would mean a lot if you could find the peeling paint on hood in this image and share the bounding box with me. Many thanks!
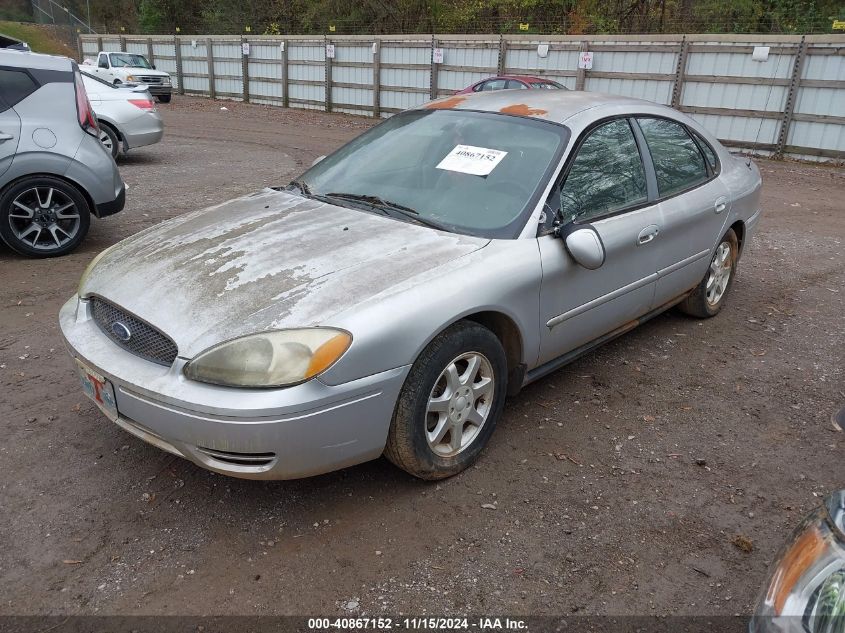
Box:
[81,188,489,358]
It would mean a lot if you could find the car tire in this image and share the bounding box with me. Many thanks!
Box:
[0,176,91,258]
[384,321,508,480]
[678,228,739,318]
[98,124,120,159]
[157,94,171,103]
[113,79,122,85]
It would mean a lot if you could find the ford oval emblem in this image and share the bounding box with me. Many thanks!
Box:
[111,321,132,342]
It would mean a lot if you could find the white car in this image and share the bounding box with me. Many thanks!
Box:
[83,52,172,102]
[82,73,164,158]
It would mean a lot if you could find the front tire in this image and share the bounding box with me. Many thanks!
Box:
[98,124,120,159]
[678,228,739,318]
[0,176,91,258]
[384,321,508,480]
[157,94,171,103]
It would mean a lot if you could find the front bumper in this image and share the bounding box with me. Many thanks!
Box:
[144,84,171,96]
[59,296,409,480]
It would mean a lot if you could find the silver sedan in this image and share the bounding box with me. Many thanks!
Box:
[81,72,164,159]
[60,90,762,480]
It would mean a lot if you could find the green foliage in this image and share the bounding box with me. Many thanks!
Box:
[84,0,844,34]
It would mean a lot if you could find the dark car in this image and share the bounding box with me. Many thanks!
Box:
[456,75,566,94]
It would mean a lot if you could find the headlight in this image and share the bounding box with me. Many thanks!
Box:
[752,491,845,633]
[78,244,117,296]
[183,328,351,388]
[125,74,136,81]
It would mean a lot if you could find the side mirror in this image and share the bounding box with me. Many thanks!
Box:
[311,155,326,167]
[152,64,156,69]
[562,226,605,270]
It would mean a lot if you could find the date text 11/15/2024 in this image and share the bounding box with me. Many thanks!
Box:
[307,617,528,630]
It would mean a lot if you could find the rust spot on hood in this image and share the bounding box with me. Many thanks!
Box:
[425,96,467,110]
[499,104,548,116]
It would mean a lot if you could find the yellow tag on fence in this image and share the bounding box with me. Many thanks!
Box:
[833,20,845,30]
[329,25,336,32]
[519,23,529,31]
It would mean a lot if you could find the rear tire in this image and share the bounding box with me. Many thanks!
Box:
[0,176,91,258]
[98,124,120,159]
[678,228,739,318]
[384,321,507,480]
[158,94,171,103]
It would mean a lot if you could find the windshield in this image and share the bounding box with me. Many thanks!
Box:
[109,53,152,69]
[296,109,568,238]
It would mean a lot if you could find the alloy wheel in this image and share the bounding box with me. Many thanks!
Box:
[425,351,494,457]
[99,129,114,154]
[7,187,81,252]
[706,241,732,306]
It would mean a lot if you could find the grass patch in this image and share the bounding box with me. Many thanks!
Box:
[0,21,77,58]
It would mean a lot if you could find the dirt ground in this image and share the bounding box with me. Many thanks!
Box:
[1,96,843,618]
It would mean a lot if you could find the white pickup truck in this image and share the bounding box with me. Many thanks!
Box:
[82,51,172,102]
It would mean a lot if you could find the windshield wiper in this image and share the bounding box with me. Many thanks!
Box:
[323,192,446,231]
[286,179,312,196]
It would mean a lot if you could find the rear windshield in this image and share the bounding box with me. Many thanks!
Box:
[296,109,569,239]
[82,72,117,89]
[530,81,564,89]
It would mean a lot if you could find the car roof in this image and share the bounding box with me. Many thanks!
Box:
[416,90,670,126]
[0,48,72,72]
[496,75,557,83]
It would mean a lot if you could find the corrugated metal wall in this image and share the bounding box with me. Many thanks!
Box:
[78,33,845,161]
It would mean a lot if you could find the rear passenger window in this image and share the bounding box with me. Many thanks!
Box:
[692,131,719,174]
[637,117,709,197]
[0,69,39,109]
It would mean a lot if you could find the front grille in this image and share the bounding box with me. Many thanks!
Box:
[137,75,162,84]
[90,297,178,366]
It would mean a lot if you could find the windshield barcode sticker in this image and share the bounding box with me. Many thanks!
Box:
[436,145,508,176]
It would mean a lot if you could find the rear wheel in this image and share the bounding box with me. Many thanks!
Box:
[0,176,91,258]
[98,124,120,158]
[678,228,739,318]
[384,321,507,480]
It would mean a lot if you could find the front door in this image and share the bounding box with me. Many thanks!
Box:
[538,118,661,366]
[96,53,113,82]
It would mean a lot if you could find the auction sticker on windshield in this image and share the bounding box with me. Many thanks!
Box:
[436,145,508,176]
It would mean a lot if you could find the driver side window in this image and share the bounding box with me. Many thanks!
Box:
[559,119,647,224]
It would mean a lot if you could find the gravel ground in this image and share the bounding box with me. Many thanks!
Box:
[0,96,843,618]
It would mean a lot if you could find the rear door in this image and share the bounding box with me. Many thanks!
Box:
[634,117,731,304]
[0,69,31,178]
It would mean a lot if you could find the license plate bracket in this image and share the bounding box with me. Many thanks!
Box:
[75,359,119,422]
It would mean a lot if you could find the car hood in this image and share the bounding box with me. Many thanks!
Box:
[80,188,489,358]
[124,67,169,76]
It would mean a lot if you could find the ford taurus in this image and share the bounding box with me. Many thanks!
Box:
[59,90,762,480]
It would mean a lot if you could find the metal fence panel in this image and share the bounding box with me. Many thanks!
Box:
[78,33,845,161]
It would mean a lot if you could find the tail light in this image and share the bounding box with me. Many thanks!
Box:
[128,98,155,111]
[73,69,98,136]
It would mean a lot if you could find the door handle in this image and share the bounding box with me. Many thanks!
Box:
[637,225,659,245]
[0,132,13,141]
[715,197,728,214]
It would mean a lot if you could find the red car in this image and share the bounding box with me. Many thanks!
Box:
[456,75,566,94]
